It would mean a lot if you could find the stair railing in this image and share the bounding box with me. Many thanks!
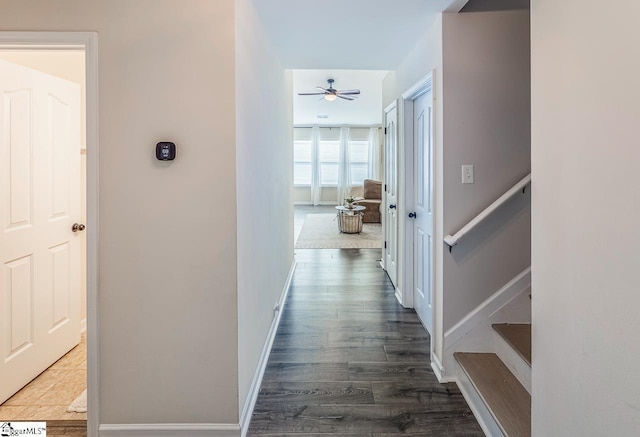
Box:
[444,173,531,249]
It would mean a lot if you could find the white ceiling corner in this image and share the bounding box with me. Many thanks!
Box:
[252,0,462,70]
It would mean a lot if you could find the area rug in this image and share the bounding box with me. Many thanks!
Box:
[67,389,87,413]
[295,214,382,249]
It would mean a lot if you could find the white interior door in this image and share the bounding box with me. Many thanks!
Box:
[384,105,398,287]
[0,60,82,403]
[412,90,434,333]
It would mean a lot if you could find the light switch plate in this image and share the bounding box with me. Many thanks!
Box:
[462,165,474,184]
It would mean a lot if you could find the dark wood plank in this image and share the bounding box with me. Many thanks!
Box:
[268,346,387,363]
[277,320,393,333]
[249,404,480,435]
[262,363,350,382]
[454,352,531,437]
[257,434,372,437]
[337,310,421,323]
[492,323,532,366]
[386,321,430,335]
[328,331,429,348]
[371,381,466,408]
[271,333,329,348]
[347,362,434,382]
[256,382,375,405]
[384,344,430,362]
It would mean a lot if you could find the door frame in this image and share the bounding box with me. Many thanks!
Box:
[398,70,444,374]
[0,32,99,435]
[399,73,433,310]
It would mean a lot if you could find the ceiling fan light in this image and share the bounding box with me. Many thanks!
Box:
[325,93,337,101]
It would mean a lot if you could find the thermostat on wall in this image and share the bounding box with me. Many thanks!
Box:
[156,142,176,161]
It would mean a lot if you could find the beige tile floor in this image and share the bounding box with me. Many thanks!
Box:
[0,334,87,424]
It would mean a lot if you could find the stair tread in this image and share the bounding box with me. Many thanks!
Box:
[493,323,532,366]
[454,352,531,437]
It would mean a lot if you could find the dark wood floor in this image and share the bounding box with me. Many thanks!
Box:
[248,249,483,436]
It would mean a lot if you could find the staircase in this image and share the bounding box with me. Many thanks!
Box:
[443,176,533,436]
[454,323,531,437]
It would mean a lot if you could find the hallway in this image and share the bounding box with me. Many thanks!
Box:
[248,249,482,436]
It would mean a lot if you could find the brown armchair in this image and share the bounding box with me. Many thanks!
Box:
[353,179,382,223]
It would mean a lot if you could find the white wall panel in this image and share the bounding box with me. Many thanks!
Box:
[5,91,32,230]
[4,255,33,360]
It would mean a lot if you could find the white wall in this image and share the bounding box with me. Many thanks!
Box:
[235,0,294,419]
[531,1,640,435]
[0,0,240,426]
[441,10,531,332]
[294,187,338,205]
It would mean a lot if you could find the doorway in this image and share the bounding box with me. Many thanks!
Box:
[383,102,398,287]
[401,73,435,335]
[0,32,98,434]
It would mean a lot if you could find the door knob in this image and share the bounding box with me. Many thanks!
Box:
[72,223,86,232]
[389,204,397,209]
[408,212,416,219]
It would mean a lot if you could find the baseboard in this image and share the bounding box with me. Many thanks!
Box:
[293,201,337,206]
[394,287,403,307]
[238,259,296,437]
[442,267,531,380]
[98,423,240,437]
[445,267,531,346]
[431,350,454,383]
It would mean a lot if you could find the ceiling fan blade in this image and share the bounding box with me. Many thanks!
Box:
[338,95,356,101]
[298,92,326,96]
[337,89,360,95]
[316,87,329,92]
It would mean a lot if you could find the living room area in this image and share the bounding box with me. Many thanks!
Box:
[292,69,387,250]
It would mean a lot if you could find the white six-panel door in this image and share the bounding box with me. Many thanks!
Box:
[412,90,434,333]
[384,105,398,287]
[0,60,81,403]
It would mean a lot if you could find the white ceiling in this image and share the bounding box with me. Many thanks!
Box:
[258,0,469,125]
[252,0,466,69]
[293,70,388,126]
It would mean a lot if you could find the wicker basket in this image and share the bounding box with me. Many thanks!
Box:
[337,211,364,234]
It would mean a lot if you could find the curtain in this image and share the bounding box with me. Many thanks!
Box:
[368,127,381,181]
[337,127,351,205]
[310,127,321,206]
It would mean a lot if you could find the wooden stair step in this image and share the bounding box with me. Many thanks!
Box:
[454,352,531,437]
[493,323,531,366]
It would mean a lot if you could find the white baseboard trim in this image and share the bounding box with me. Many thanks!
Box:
[81,318,87,334]
[394,288,402,305]
[431,350,454,383]
[238,259,296,437]
[293,201,337,206]
[442,266,531,380]
[98,423,240,437]
[445,267,531,346]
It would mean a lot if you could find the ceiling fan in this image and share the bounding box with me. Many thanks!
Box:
[298,79,360,101]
